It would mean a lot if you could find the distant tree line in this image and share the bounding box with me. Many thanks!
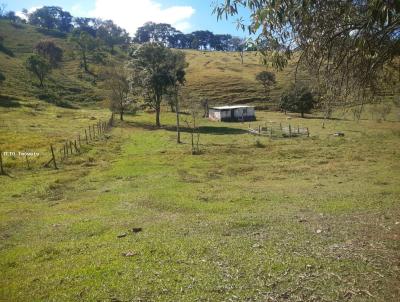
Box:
[0,5,247,52]
[133,22,247,51]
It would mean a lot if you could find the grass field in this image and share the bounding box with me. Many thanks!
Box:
[1,107,399,301]
[1,17,400,302]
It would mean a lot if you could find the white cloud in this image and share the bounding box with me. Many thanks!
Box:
[89,0,195,34]
[16,6,41,20]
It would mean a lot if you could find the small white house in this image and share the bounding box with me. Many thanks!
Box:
[208,105,256,122]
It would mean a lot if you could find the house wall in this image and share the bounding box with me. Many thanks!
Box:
[209,107,256,121]
[208,109,221,121]
[233,107,255,118]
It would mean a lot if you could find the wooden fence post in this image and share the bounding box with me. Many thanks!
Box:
[270,127,273,138]
[50,145,58,170]
[78,134,81,148]
[298,126,300,133]
[289,124,292,137]
[258,125,261,134]
[280,123,282,130]
[88,127,92,140]
[85,129,88,144]
[92,125,96,139]
[69,141,73,154]
[65,142,69,156]
[25,154,30,170]
[307,127,310,137]
[0,150,5,175]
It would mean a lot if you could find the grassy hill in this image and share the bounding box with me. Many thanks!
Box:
[0,20,118,107]
[1,19,400,302]
[0,20,311,110]
[183,50,309,107]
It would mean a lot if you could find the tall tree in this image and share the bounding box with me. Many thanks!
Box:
[28,6,72,32]
[25,54,51,88]
[70,29,98,73]
[73,17,98,37]
[256,71,276,102]
[280,84,315,118]
[96,20,130,53]
[101,65,132,121]
[130,43,187,127]
[214,0,400,111]
[35,40,63,67]
[190,30,214,50]
[167,51,187,143]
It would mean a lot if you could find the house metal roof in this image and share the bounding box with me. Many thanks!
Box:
[210,105,254,110]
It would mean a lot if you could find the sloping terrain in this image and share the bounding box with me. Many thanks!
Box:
[0,20,311,109]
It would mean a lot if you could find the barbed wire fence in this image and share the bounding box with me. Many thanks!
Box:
[0,114,114,176]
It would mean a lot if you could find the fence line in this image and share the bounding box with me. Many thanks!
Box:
[248,123,310,138]
[0,115,114,175]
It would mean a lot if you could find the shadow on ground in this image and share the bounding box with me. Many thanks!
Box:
[126,121,248,135]
[0,95,21,108]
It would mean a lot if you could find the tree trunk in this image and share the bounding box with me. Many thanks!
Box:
[120,110,123,121]
[176,95,181,143]
[301,111,304,118]
[83,51,88,73]
[156,106,161,127]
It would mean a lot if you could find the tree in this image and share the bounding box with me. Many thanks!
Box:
[73,17,98,37]
[25,54,51,88]
[190,30,214,50]
[101,65,132,121]
[214,1,400,111]
[167,51,187,143]
[130,43,187,127]
[35,40,63,67]
[255,71,276,102]
[28,6,72,32]
[183,101,201,155]
[280,85,314,118]
[134,22,182,47]
[4,11,22,23]
[70,29,98,73]
[96,20,130,53]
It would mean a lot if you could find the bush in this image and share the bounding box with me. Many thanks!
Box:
[36,91,77,108]
[280,84,315,117]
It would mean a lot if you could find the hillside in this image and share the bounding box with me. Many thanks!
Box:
[0,20,120,107]
[0,20,311,110]
[183,50,310,107]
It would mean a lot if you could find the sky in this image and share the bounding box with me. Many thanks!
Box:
[3,0,251,37]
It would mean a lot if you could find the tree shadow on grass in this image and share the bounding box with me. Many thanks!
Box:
[126,121,248,135]
[0,95,21,108]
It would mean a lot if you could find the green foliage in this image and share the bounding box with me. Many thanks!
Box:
[35,40,63,67]
[214,0,400,107]
[70,29,99,73]
[130,43,187,126]
[280,84,315,117]
[25,54,52,88]
[96,20,130,53]
[0,35,14,56]
[28,6,73,32]
[100,64,132,120]
[255,71,276,101]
